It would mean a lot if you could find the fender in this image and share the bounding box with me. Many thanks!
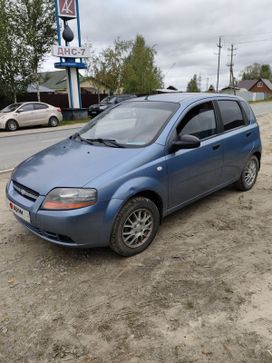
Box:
[102,176,168,242]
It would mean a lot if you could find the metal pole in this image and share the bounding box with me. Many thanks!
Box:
[216,36,222,93]
[75,0,82,46]
[54,0,61,46]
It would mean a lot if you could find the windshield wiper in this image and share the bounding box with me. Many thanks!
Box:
[86,138,125,148]
[70,132,95,145]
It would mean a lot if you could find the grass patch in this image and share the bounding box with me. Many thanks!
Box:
[249,98,272,104]
[60,118,90,126]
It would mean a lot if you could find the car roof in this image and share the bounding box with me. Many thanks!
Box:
[135,92,246,106]
[20,101,48,104]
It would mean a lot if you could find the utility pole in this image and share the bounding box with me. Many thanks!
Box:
[206,77,209,92]
[227,44,237,95]
[216,36,222,93]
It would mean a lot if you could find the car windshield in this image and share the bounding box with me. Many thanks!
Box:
[1,103,22,113]
[79,101,179,147]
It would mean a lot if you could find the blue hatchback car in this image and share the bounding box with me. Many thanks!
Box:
[6,93,262,256]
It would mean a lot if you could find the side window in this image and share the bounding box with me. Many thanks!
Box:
[218,101,245,131]
[19,104,34,112]
[178,102,217,140]
[34,103,48,110]
[240,101,252,124]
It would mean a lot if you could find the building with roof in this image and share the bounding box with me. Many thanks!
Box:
[237,78,272,95]
[37,70,110,95]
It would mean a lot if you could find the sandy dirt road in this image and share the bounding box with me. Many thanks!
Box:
[0,114,272,363]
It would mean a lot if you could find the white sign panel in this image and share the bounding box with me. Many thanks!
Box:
[52,46,91,58]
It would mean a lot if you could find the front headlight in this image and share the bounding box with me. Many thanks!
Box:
[42,188,97,210]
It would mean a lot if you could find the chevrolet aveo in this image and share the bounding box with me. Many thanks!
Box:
[6,94,262,256]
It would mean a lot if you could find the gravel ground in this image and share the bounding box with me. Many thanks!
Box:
[0,114,272,363]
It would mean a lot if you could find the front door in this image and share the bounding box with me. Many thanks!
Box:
[166,101,223,210]
[16,103,35,127]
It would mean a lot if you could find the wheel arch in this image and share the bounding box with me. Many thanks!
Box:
[128,190,164,223]
[252,151,261,169]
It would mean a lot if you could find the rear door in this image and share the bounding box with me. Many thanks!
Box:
[216,100,254,184]
[166,101,224,210]
[33,103,50,125]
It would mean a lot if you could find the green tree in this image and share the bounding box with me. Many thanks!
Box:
[241,63,272,81]
[122,35,163,94]
[186,74,200,92]
[0,0,31,102]
[260,64,272,80]
[87,38,132,95]
[0,0,55,102]
[20,0,56,101]
[242,63,261,80]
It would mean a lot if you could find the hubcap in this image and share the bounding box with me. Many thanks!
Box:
[122,208,153,248]
[244,159,257,186]
[9,122,16,130]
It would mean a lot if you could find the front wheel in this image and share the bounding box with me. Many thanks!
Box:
[235,155,259,191]
[6,119,18,131]
[110,197,160,256]
[48,116,59,127]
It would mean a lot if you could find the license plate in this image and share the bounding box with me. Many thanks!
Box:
[8,200,31,223]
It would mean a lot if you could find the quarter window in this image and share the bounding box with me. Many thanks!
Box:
[218,101,245,131]
[178,102,217,140]
[240,101,252,124]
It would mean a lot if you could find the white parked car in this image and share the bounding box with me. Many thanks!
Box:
[0,102,63,131]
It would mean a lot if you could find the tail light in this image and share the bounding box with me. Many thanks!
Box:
[56,107,62,112]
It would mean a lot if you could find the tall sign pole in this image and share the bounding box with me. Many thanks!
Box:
[53,0,90,109]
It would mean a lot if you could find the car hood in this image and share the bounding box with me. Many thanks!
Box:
[0,112,14,118]
[12,139,144,195]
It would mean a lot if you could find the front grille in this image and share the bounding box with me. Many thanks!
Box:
[13,181,39,201]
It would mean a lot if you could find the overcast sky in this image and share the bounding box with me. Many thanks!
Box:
[44,0,272,91]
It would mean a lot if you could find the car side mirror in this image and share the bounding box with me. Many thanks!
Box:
[170,134,200,153]
[16,109,22,113]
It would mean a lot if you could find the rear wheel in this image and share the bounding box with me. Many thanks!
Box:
[110,197,160,256]
[6,119,18,131]
[235,155,259,191]
[48,116,59,127]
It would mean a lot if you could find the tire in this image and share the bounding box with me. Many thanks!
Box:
[6,119,18,131]
[48,116,59,127]
[110,197,160,257]
[235,155,259,191]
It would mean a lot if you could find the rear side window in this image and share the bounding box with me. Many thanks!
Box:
[178,102,217,140]
[34,103,48,110]
[218,101,245,131]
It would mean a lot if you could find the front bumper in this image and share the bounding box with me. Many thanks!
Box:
[0,120,7,129]
[6,180,113,248]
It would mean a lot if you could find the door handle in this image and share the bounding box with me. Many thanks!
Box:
[212,144,220,150]
[246,132,252,137]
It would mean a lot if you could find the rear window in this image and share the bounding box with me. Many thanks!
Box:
[217,101,245,131]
